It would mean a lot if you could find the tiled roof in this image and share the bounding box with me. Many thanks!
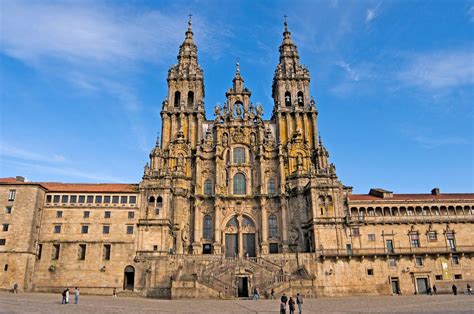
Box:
[0,178,138,193]
[348,193,474,202]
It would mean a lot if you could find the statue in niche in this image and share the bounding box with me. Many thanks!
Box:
[235,103,242,119]
[250,133,256,146]
[248,103,255,121]
[176,155,185,173]
[204,129,213,145]
[263,128,274,145]
[222,133,229,147]
[296,154,304,171]
[214,104,223,123]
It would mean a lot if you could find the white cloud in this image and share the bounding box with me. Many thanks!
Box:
[365,3,381,23]
[398,50,474,89]
[0,144,67,164]
[400,127,470,149]
[337,61,360,81]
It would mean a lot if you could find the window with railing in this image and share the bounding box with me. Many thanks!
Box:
[410,232,420,248]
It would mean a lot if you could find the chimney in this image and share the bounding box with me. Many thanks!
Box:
[431,188,440,195]
[15,176,25,182]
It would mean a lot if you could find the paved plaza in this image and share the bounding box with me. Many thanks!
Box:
[0,293,473,313]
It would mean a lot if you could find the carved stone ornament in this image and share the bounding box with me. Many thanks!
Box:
[232,127,245,143]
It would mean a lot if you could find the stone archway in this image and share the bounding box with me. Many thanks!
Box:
[123,265,135,290]
[223,215,257,258]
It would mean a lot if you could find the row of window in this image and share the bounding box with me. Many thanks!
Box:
[173,90,194,107]
[39,243,112,261]
[202,178,277,196]
[53,224,134,235]
[351,228,453,245]
[387,255,461,268]
[55,210,135,219]
[46,194,137,205]
[352,206,474,217]
[284,91,305,107]
[200,214,279,239]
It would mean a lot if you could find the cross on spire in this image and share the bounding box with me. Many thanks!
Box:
[187,13,192,31]
[236,57,240,74]
[283,14,288,30]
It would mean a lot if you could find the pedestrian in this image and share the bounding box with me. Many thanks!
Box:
[74,287,79,304]
[13,283,18,293]
[296,293,303,313]
[280,300,287,314]
[433,285,437,295]
[113,287,117,298]
[427,286,432,295]
[65,288,70,304]
[61,289,67,304]
[289,297,296,314]
[452,284,457,295]
[467,284,472,295]
[253,287,259,300]
[271,288,276,299]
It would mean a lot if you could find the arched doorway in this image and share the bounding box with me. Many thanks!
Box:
[224,215,256,258]
[123,265,135,290]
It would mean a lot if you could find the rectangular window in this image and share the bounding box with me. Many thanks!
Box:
[435,275,442,280]
[37,244,42,260]
[95,195,102,203]
[52,244,60,260]
[70,195,77,203]
[53,195,60,203]
[46,195,52,203]
[269,243,279,254]
[103,225,110,234]
[155,207,160,215]
[78,244,86,260]
[112,196,119,204]
[56,211,63,218]
[0,239,6,245]
[351,227,360,236]
[452,255,460,265]
[126,225,134,234]
[410,233,420,248]
[388,258,397,267]
[103,244,111,260]
[415,256,423,267]
[83,211,90,218]
[61,195,68,203]
[2,224,8,232]
[81,225,89,234]
[4,264,8,271]
[87,195,93,204]
[367,269,374,276]
[129,196,136,204]
[128,211,135,219]
[233,147,246,164]
[5,206,12,214]
[368,234,376,241]
[454,274,462,280]
[428,231,437,241]
[153,245,158,251]
[104,196,111,203]
[104,211,111,218]
[8,190,16,201]
[54,225,61,234]
[120,196,127,204]
[78,195,85,203]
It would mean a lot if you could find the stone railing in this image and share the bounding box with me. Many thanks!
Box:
[317,245,474,257]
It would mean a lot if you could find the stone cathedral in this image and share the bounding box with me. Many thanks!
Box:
[0,20,473,299]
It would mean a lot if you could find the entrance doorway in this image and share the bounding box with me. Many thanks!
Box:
[243,233,256,257]
[225,234,238,258]
[416,277,429,294]
[237,277,249,297]
[123,265,135,290]
[391,278,400,294]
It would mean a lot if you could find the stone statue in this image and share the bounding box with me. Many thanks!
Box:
[250,133,256,146]
[222,133,229,147]
[214,104,222,123]
[297,154,304,170]
[248,103,255,121]
[235,103,242,118]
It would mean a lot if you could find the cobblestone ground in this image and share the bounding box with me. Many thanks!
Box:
[0,292,473,313]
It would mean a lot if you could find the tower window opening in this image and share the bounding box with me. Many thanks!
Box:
[187,91,194,107]
[174,91,181,107]
[297,91,304,106]
[285,92,292,107]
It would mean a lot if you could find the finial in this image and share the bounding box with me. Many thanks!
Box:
[318,134,322,145]
[188,13,192,30]
[283,14,288,31]
[156,132,161,147]
[236,57,240,74]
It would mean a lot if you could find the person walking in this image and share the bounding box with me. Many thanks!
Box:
[113,287,117,298]
[13,283,18,293]
[61,289,67,304]
[280,293,288,314]
[433,285,437,295]
[427,286,432,295]
[289,297,296,314]
[65,288,70,304]
[467,284,472,295]
[296,293,304,313]
[452,284,458,295]
[74,287,79,304]
[271,288,275,299]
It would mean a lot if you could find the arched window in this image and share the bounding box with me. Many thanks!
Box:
[174,91,181,107]
[233,173,246,195]
[233,147,246,164]
[156,196,163,207]
[187,91,194,107]
[268,179,276,195]
[269,214,278,237]
[203,215,213,239]
[285,91,291,107]
[148,196,155,204]
[204,179,213,195]
[297,91,304,106]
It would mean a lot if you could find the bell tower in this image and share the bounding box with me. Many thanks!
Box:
[271,20,319,150]
[161,16,205,150]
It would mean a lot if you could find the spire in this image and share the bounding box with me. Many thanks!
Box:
[232,58,244,92]
[185,13,193,42]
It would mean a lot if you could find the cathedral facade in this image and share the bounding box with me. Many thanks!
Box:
[0,20,473,298]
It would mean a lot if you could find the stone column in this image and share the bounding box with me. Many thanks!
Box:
[213,203,221,254]
[312,112,318,145]
[192,201,201,254]
[237,215,244,257]
[260,201,268,254]
[281,197,289,252]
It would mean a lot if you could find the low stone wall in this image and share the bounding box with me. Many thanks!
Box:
[170,280,222,299]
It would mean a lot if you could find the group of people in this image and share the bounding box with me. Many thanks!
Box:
[280,293,303,314]
[452,284,472,296]
[61,287,79,304]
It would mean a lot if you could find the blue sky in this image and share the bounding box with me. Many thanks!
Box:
[1,0,473,194]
